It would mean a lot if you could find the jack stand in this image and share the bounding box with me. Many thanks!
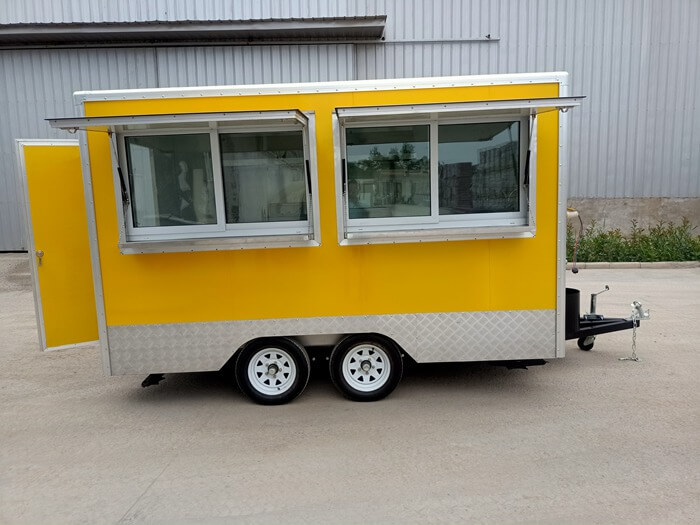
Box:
[141,373,165,387]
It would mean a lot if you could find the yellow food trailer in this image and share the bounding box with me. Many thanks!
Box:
[42,72,585,404]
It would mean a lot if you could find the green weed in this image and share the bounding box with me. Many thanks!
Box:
[566,218,700,262]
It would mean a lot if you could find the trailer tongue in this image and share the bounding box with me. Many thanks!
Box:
[565,287,650,351]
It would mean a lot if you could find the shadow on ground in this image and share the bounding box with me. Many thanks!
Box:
[123,354,543,405]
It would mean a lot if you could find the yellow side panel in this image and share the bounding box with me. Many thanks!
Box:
[85,83,559,326]
[24,145,98,348]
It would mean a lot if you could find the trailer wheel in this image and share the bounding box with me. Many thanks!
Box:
[577,336,595,351]
[235,338,310,405]
[329,335,403,402]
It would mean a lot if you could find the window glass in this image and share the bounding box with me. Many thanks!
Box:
[346,125,430,219]
[438,121,520,215]
[220,131,307,224]
[125,134,216,227]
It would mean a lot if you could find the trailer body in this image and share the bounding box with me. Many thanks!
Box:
[44,73,581,380]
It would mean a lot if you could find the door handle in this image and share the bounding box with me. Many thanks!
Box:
[35,250,44,266]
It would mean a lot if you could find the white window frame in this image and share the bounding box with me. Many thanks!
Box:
[334,110,537,245]
[110,112,320,253]
[436,114,531,229]
[118,126,224,240]
[341,117,437,230]
[217,122,313,238]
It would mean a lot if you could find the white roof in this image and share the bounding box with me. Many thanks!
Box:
[74,71,570,103]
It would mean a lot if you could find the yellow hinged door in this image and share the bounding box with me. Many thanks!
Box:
[17,140,98,351]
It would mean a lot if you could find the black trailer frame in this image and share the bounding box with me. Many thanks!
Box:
[565,287,643,351]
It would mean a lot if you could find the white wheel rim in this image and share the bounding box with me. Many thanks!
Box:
[342,344,391,392]
[247,347,297,396]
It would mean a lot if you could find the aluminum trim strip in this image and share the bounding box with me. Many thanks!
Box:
[118,235,318,254]
[556,78,569,358]
[340,230,535,246]
[106,309,556,375]
[78,124,112,374]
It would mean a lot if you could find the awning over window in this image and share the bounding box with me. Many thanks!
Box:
[335,96,584,123]
[47,109,308,132]
[0,16,386,47]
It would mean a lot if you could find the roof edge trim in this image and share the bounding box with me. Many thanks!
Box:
[73,72,572,104]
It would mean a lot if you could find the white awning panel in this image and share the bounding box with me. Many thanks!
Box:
[47,109,308,132]
[335,96,584,123]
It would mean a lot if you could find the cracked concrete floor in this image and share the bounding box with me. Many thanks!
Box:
[1,253,698,524]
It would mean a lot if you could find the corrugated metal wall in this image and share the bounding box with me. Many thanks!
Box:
[355,0,700,200]
[1,0,699,250]
[0,0,380,24]
[155,45,354,87]
[0,45,353,250]
[0,48,159,250]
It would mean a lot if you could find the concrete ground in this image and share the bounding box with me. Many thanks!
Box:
[1,252,698,524]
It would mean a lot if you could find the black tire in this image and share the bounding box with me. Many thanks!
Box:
[329,335,403,402]
[235,338,310,405]
[577,336,595,351]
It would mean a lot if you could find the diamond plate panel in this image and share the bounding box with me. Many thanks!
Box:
[107,310,555,375]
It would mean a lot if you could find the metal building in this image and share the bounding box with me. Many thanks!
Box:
[2,0,699,251]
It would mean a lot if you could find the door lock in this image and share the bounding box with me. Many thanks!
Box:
[35,250,44,266]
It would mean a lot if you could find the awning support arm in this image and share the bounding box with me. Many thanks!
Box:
[341,159,347,194]
[108,132,129,207]
[524,114,536,187]
[305,159,312,194]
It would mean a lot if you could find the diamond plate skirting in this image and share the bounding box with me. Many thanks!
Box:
[106,309,556,375]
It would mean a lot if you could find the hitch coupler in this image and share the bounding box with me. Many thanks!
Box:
[630,301,651,321]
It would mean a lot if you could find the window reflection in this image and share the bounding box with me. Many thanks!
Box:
[346,125,430,219]
[125,134,216,227]
[438,121,520,215]
[220,131,307,224]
